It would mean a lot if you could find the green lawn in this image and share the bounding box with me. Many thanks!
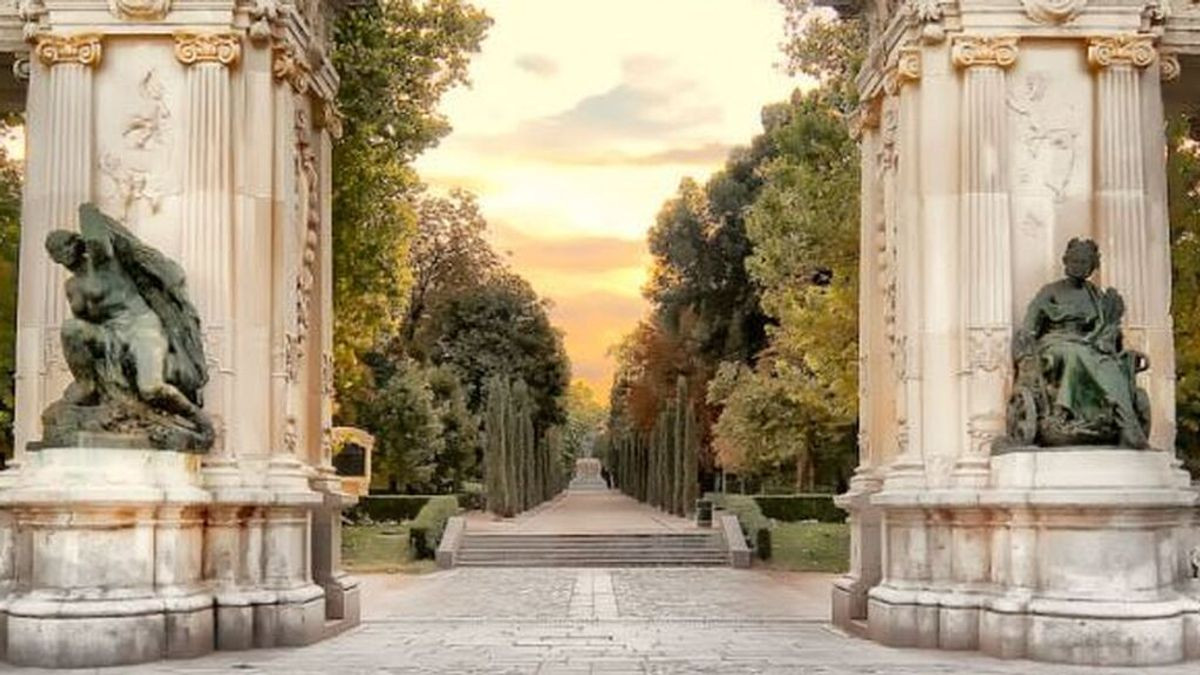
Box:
[342,524,437,574]
[767,522,849,573]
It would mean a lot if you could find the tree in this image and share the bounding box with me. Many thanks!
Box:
[426,364,477,492]
[331,0,491,403]
[0,121,21,460]
[362,358,443,493]
[426,272,570,428]
[403,188,503,357]
[1167,117,1200,475]
[562,380,606,466]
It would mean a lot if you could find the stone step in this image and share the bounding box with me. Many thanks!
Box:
[455,530,731,568]
[456,550,727,558]
[460,539,721,548]
[456,560,729,567]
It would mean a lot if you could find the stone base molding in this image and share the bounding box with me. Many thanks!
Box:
[863,449,1199,666]
[0,445,357,668]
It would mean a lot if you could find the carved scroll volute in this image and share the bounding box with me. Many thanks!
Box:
[173,32,241,67]
[1087,35,1156,70]
[952,37,1018,69]
[35,34,103,67]
[1160,53,1181,81]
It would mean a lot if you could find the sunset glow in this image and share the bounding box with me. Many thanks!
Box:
[415,0,802,398]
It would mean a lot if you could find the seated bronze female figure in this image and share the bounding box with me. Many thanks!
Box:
[1006,238,1151,449]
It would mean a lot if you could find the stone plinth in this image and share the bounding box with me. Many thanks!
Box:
[0,445,212,668]
[865,449,1200,666]
[568,458,608,491]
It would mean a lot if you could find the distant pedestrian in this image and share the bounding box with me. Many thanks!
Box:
[600,467,611,489]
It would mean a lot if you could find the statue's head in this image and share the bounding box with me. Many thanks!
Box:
[45,230,84,268]
[1062,238,1099,281]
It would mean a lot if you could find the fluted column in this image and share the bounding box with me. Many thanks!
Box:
[175,32,240,475]
[12,34,100,462]
[1089,35,1154,326]
[952,36,1018,484]
[1088,36,1174,450]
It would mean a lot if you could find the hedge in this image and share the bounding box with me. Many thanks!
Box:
[753,494,844,523]
[354,495,432,523]
[706,493,772,560]
[409,495,459,559]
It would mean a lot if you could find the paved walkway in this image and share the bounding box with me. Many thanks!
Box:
[465,490,698,534]
[21,568,1198,674]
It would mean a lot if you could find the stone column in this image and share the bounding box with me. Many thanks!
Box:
[1088,35,1174,451]
[314,110,339,490]
[12,34,101,461]
[174,32,240,477]
[1089,35,1154,325]
[882,47,927,488]
[952,36,1018,483]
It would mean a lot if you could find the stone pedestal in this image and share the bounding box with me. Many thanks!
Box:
[0,444,212,668]
[866,449,1199,666]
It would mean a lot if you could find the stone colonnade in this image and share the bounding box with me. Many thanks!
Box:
[832,0,1200,666]
[0,0,357,667]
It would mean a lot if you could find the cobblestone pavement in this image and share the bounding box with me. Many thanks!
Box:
[15,568,1199,674]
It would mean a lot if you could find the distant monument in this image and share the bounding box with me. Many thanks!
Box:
[568,457,608,491]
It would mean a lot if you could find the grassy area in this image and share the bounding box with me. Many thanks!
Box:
[342,524,437,574]
[767,522,849,573]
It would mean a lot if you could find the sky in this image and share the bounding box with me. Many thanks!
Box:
[415,0,800,401]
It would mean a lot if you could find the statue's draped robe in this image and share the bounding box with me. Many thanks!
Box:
[1022,278,1140,441]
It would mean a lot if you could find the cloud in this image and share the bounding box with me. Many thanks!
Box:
[464,57,723,165]
[515,54,558,77]
[492,223,648,273]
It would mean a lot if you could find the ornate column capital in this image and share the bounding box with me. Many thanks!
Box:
[951,36,1018,69]
[174,32,241,67]
[34,34,102,67]
[883,47,921,96]
[1160,53,1181,81]
[1087,35,1156,70]
[272,43,312,94]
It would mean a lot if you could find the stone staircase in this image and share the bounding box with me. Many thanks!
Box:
[454,532,729,567]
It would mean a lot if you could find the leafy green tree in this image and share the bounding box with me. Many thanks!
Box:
[331,0,491,403]
[1168,117,1200,475]
[426,272,570,428]
[426,364,477,491]
[403,188,502,357]
[562,380,606,465]
[0,122,21,460]
[362,358,443,493]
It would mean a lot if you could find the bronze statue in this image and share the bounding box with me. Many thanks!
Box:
[1006,238,1150,449]
[41,203,213,451]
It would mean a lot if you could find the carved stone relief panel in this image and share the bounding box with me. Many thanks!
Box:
[93,45,183,256]
[107,0,171,21]
[1005,44,1092,319]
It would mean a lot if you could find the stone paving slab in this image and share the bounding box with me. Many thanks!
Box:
[9,569,1199,674]
[465,491,698,534]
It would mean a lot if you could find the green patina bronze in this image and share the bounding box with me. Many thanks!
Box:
[40,203,213,451]
[1006,238,1151,449]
